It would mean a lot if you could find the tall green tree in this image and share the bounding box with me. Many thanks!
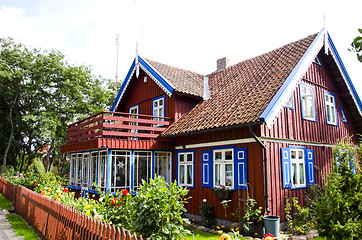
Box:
[0,38,113,175]
[351,29,362,62]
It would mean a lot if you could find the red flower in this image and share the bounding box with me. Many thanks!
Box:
[111,198,117,205]
[264,233,275,240]
[122,189,129,196]
[62,187,68,193]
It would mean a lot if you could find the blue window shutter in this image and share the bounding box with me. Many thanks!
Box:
[201,151,211,187]
[235,148,247,189]
[305,149,315,185]
[281,148,291,188]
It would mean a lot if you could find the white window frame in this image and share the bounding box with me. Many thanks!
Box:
[82,152,89,189]
[129,105,139,136]
[133,151,152,190]
[300,83,316,121]
[178,151,194,187]
[76,153,83,187]
[324,91,337,126]
[69,153,76,185]
[153,96,165,124]
[98,151,108,189]
[89,151,98,190]
[111,150,131,192]
[154,151,172,184]
[213,148,234,189]
[284,94,294,109]
[290,149,306,188]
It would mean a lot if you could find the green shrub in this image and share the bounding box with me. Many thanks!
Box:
[199,199,214,228]
[27,159,45,177]
[131,177,190,240]
[313,141,362,239]
[285,197,315,235]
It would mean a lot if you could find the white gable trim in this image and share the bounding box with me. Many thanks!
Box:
[110,56,176,112]
[259,29,327,128]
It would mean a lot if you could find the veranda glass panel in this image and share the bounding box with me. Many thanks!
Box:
[155,152,171,183]
[111,151,131,192]
[98,151,107,189]
[76,153,82,187]
[82,153,89,188]
[133,151,152,189]
[90,152,98,190]
[69,154,76,185]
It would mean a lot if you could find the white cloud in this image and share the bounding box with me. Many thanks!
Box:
[0,0,361,97]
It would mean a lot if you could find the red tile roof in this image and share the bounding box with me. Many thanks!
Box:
[163,33,318,137]
[146,59,204,97]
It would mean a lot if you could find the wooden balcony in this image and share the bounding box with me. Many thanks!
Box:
[61,111,172,152]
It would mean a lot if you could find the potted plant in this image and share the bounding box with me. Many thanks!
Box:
[214,185,232,200]
[231,198,263,235]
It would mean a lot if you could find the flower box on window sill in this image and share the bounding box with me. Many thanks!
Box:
[214,190,232,200]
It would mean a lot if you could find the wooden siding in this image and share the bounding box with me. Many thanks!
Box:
[265,141,333,221]
[261,62,359,144]
[173,127,265,221]
[116,69,201,123]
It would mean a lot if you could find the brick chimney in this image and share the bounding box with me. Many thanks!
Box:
[217,57,230,71]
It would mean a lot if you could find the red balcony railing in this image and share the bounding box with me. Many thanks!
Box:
[66,111,171,144]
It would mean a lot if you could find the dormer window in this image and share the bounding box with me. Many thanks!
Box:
[153,96,165,123]
[324,91,337,126]
[300,83,317,121]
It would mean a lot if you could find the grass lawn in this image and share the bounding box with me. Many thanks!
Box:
[0,193,39,240]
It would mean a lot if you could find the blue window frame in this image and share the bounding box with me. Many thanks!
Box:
[340,105,348,123]
[281,146,315,189]
[176,150,195,187]
[299,83,317,122]
[324,91,338,126]
[284,93,294,109]
[201,146,247,190]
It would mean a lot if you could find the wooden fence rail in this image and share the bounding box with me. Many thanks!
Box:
[0,178,146,240]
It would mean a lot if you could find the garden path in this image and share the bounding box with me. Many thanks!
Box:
[0,210,24,240]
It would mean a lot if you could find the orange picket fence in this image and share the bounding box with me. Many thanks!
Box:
[0,178,146,240]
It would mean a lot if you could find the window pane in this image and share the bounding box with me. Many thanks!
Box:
[215,164,220,186]
[215,152,222,161]
[291,150,296,160]
[179,165,185,184]
[292,163,297,185]
[187,165,192,185]
[225,164,233,186]
[225,151,233,160]
[180,154,184,162]
[155,152,171,183]
[186,153,192,162]
[299,163,305,185]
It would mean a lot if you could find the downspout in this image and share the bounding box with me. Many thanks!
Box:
[249,126,271,214]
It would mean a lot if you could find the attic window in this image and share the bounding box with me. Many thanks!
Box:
[341,105,348,123]
[284,94,294,109]
[313,56,322,66]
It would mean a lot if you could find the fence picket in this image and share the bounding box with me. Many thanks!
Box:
[0,178,145,240]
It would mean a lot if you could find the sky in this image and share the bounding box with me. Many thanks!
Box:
[1,0,361,98]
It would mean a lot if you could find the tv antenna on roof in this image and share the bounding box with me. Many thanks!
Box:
[115,34,120,98]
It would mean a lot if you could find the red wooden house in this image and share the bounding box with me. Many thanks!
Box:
[60,28,362,222]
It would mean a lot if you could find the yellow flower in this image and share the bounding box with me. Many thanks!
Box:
[221,225,225,228]
[86,210,91,216]
[231,228,234,231]
[34,180,37,182]
[56,198,60,202]
[41,191,46,195]
[217,226,220,229]
[217,230,223,235]
[220,233,231,240]
[85,205,91,210]
[57,182,61,185]
[235,228,239,231]
[302,231,304,234]
[255,233,258,236]
[57,195,62,199]
[30,181,34,184]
